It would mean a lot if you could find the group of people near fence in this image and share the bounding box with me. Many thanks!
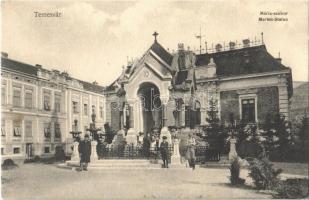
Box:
[76,132,197,171]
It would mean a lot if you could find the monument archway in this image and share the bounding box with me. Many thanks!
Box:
[137,82,162,134]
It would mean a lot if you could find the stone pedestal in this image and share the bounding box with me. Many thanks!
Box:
[71,141,80,162]
[160,127,172,144]
[90,140,98,162]
[126,129,138,146]
[171,139,181,165]
[228,138,238,161]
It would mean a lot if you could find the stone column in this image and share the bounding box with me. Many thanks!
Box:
[171,139,182,165]
[71,141,80,162]
[278,75,289,120]
[228,138,238,161]
[90,140,98,162]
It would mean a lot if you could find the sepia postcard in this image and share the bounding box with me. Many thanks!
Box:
[1,0,308,199]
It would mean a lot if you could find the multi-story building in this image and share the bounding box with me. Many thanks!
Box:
[105,36,293,136]
[1,34,294,162]
[1,52,105,162]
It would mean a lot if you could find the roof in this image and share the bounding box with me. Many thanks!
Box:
[1,57,38,76]
[79,80,105,94]
[1,56,104,94]
[195,45,289,77]
[150,42,173,65]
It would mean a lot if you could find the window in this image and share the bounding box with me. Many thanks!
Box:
[195,101,201,126]
[241,99,256,123]
[13,120,21,137]
[13,88,21,107]
[99,106,103,118]
[1,85,6,105]
[72,101,78,113]
[13,147,20,154]
[25,91,33,109]
[185,106,190,127]
[84,104,88,115]
[25,120,32,137]
[1,119,5,136]
[54,93,61,113]
[43,90,51,111]
[1,148,4,155]
[44,147,50,153]
[44,123,51,138]
[92,105,96,114]
[54,123,61,138]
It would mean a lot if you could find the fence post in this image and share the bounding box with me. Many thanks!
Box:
[228,138,238,161]
[171,138,182,165]
[71,141,80,162]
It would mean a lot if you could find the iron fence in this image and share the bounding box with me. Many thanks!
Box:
[97,143,220,162]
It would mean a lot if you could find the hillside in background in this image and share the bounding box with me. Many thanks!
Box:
[290,81,309,121]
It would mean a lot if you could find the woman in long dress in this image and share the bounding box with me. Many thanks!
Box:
[186,133,196,170]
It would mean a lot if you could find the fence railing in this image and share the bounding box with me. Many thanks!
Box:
[97,143,220,162]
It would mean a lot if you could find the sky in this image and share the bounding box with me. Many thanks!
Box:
[1,0,308,86]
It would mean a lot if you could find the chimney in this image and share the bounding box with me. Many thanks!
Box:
[229,42,236,50]
[35,64,42,69]
[276,58,282,63]
[178,43,184,51]
[242,39,250,48]
[93,81,98,85]
[215,44,222,52]
[1,52,8,58]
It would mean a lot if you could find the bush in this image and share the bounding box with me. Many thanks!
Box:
[1,159,18,170]
[230,158,245,185]
[273,178,309,199]
[33,156,41,162]
[248,157,282,190]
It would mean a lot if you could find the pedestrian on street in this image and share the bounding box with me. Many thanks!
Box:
[78,133,92,171]
[160,136,169,168]
[186,133,196,170]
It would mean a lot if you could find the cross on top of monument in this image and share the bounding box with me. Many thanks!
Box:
[153,31,158,42]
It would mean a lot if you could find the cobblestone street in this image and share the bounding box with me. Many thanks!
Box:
[2,163,273,200]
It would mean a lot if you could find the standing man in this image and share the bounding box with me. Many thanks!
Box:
[186,133,196,170]
[78,134,92,171]
[160,136,169,168]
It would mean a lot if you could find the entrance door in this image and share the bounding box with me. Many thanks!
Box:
[137,82,162,135]
[26,143,33,159]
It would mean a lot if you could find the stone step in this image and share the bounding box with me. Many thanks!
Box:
[200,162,230,168]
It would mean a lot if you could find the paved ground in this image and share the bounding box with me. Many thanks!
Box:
[1,163,274,200]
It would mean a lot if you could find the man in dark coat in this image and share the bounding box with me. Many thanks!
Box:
[160,136,169,168]
[78,134,92,171]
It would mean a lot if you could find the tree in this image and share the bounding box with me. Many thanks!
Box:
[296,115,309,162]
[205,97,225,152]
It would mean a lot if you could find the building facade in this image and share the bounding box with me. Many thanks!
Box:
[105,37,293,137]
[1,53,105,162]
[1,35,293,162]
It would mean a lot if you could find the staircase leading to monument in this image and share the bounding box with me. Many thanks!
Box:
[58,159,163,170]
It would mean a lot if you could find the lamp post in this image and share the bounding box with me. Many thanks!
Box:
[70,119,81,161]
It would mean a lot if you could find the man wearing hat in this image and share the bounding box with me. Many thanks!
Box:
[78,133,92,171]
[160,136,169,168]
